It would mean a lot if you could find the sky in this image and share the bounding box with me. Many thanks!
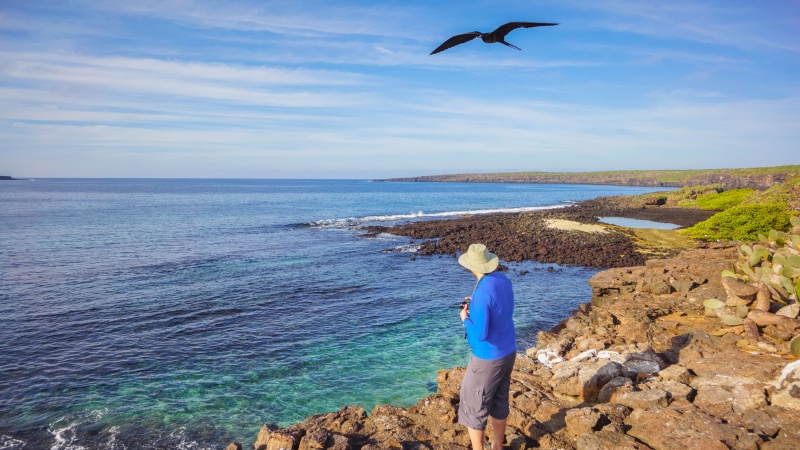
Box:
[1,0,799,179]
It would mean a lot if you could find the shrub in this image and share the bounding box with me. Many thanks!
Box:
[689,188,754,211]
[681,204,795,241]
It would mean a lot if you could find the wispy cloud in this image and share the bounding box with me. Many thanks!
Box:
[1,0,798,178]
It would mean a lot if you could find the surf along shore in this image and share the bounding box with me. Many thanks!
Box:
[240,175,800,450]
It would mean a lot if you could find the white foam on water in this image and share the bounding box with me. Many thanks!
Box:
[48,409,109,450]
[394,243,421,253]
[0,435,27,450]
[167,428,217,450]
[309,204,569,228]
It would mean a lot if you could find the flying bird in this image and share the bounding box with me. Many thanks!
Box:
[430,21,558,55]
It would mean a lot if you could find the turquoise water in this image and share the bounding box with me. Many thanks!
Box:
[0,179,670,449]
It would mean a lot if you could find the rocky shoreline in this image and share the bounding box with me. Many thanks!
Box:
[365,200,715,268]
[242,244,800,450]
[237,200,800,450]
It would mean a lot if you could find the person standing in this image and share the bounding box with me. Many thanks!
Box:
[457,243,516,450]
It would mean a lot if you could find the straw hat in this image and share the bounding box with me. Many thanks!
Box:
[458,243,499,274]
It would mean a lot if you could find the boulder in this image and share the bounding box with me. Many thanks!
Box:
[254,425,301,450]
[548,358,626,401]
[613,389,670,411]
[298,428,329,450]
[597,376,634,403]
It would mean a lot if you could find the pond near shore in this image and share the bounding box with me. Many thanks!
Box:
[599,217,681,230]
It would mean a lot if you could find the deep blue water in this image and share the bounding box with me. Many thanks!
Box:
[0,179,670,449]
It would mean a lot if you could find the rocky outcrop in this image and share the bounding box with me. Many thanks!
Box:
[365,202,714,268]
[249,245,800,449]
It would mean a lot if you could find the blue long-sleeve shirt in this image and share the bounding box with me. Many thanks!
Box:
[463,272,516,360]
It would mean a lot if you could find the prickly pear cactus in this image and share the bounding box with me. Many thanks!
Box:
[707,216,800,354]
[728,215,800,301]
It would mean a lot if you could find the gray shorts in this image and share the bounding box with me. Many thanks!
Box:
[457,352,516,430]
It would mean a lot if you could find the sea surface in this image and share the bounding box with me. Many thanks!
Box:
[0,179,671,449]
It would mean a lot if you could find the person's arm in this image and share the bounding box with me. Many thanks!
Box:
[463,293,490,342]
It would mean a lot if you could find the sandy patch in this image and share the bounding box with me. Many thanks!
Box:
[545,219,609,234]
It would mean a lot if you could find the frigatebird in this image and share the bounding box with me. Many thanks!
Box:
[430,21,558,55]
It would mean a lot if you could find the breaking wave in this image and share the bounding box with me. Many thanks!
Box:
[307,203,570,228]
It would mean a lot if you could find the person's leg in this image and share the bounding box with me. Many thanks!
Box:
[467,427,485,450]
[486,353,516,449]
[459,356,489,449]
[490,417,506,450]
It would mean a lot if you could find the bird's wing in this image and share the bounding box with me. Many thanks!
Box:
[430,32,481,55]
[493,21,558,39]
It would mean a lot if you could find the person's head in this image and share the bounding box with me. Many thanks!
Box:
[458,243,499,275]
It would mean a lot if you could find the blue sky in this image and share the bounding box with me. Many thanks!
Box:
[1,0,799,178]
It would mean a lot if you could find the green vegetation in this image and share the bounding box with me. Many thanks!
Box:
[726,216,800,299]
[679,188,754,210]
[681,204,795,241]
[703,217,800,344]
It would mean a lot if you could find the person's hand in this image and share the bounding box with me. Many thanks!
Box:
[459,296,471,321]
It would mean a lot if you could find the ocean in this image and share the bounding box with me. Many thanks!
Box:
[0,179,670,449]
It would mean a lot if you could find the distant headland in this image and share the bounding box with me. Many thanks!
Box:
[378,165,800,190]
[0,176,19,180]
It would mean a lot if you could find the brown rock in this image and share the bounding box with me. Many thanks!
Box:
[657,364,691,384]
[253,427,299,450]
[327,434,351,450]
[755,283,772,311]
[576,431,654,450]
[666,331,722,366]
[693,384,734,417]
[722,276,759,298]
[564,407,603,438]
[742,318,761,341]
[748,310,800,328]
[533,400,568,434]
[686,350,780,384]
[614,389,670,411]
[776,303,800,319]
[769,360,800,410]
[298,428,329,450]
[593,403,632,433]
[226,443,243,450]
[762,436,800,449]
[549,358,626,401]
[597,376,634,403]
[625,400,763,450]
[670,280,697,294]
[537,433,577,450]
[653,379,694,402]
[732,383,769,413]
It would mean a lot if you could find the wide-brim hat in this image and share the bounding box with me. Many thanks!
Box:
[458,243,499,274]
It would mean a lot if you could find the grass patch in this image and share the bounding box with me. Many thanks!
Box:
[629,228,697,259]
[681,204,795,241]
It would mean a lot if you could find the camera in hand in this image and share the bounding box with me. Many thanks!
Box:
[459,300,469,309]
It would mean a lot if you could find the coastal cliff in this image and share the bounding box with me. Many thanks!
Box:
[244,244,800,449]
[380,166,800,190]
